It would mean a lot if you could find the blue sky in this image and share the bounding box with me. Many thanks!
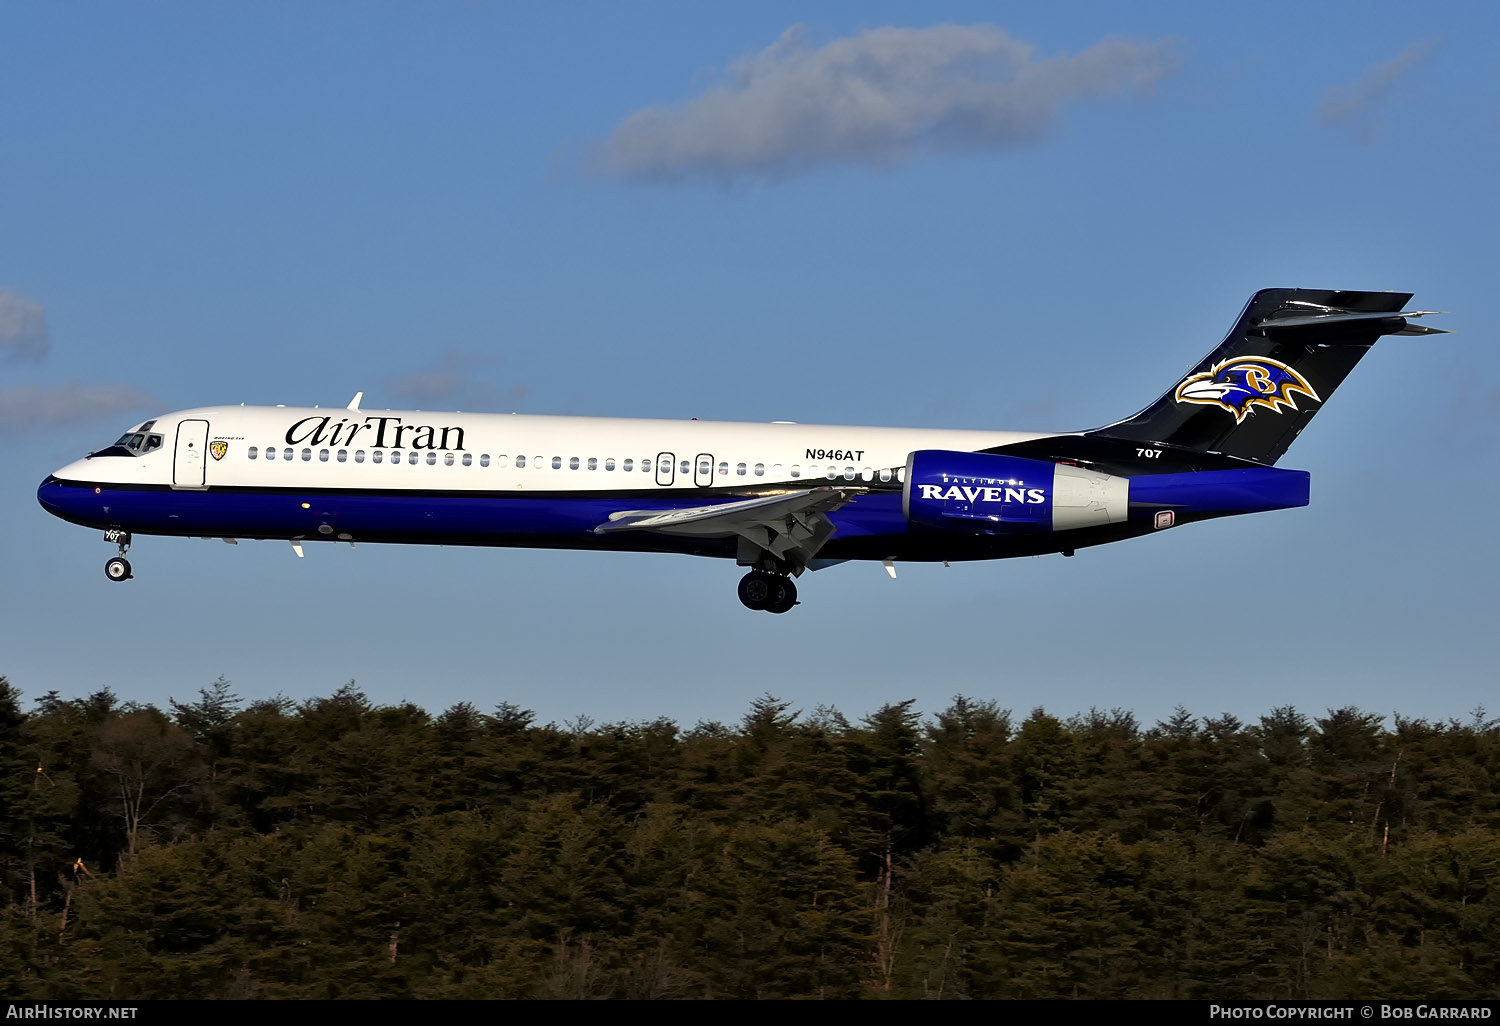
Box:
[3,2,1496,730]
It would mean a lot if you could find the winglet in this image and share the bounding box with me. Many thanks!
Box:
[347,391,363,412]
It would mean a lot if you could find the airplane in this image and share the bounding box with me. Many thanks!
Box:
[37,288,1445,613]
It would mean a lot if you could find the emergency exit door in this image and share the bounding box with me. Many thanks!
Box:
[655,451,676,487]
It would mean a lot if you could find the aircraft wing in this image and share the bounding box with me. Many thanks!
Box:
[594,487,861,567]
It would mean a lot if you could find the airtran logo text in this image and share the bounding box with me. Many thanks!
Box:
[285,415,466,451]
[917,484,1046,504]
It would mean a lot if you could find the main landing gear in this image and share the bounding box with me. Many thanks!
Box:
[738,570,797,614]
[103,530,133,582]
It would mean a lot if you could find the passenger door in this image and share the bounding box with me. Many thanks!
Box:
[173,419,210,488]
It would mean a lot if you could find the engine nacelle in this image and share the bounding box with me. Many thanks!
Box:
[903,450,1311,535]
[903,451,1128,533]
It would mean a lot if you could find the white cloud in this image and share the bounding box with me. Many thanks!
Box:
[1320,42,1434,135]
[599,24,1177,183]
[0,382,158,438]
[0,290,49,363]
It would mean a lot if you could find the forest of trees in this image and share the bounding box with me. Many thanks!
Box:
[0,674,1497,1000]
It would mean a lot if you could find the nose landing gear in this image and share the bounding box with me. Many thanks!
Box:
[737,570,797,614]
[103,529,133,582]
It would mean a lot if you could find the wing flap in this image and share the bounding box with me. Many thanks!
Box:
[595,487,861,567]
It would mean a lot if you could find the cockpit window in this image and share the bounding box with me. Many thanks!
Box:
[102,431,165,457]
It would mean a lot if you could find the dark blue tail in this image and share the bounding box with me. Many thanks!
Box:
[1088,288,1443,465]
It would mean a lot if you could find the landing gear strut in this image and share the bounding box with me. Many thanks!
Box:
[103,530,133,582]
[738,570,797,614]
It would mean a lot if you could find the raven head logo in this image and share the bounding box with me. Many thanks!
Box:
[1175,357,1320,423]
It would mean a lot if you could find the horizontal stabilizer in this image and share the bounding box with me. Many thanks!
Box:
[1258,307,1450,337]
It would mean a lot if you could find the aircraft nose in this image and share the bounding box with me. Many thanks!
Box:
[37,476,66,516]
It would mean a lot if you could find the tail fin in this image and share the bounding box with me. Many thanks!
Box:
[1088,288,1446,465]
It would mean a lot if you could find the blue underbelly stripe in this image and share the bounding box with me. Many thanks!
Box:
[36,479,913,545]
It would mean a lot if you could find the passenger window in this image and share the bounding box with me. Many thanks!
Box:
[337,450,347,463]
[409,452,420,465]
[462,453,472,466]
[426,452,437,465]
[698,459,711,474]
[605,458,615,471]
[755,463,765,477]
[860,467,872,481]
[372,450,383,464]
[569,457,579,470]
[642,458,652,472]
[551,456,562,470]
[319,449,330,462]
[480,454,490,467]
[896,467,906,483]
[736,463,746,476]
[515,456,526,468]
[283,448,293,461]
[790,466,800,478]
[355,450,365,463]
[535,456,545,470]
[718,462,728,475]
[248,446,259,460]
[587,457,597,470]
[299,449,309,461]
[879,468,891,483]
[772,464,783,477]
[445,452,455,466]
[844,466,855,480]
[622,459,632,472]
[679,460,689,475]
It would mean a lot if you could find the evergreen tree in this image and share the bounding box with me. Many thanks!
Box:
[923,696,1023,857]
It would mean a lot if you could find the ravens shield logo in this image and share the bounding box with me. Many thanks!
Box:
[209,441,228,461]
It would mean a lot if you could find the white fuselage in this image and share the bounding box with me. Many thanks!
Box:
[52,405,1045,493]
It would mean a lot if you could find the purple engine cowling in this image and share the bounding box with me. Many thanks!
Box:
[903,450,1309,534]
